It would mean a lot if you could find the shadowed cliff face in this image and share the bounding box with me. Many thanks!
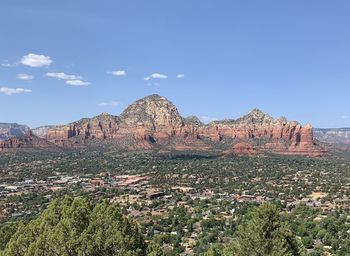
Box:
[1,94,325,156]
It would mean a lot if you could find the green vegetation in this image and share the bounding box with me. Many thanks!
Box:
[203,203,302,256]
[1,149,350,255]
[1,200,306,256]
[0,196,146,256]
[233,203,302,256]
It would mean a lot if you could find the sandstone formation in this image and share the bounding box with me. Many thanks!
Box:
[314,128,350,144]
[2,94,326,156]
[0,132,57,153]
[229,142,258,155]
[0,123,30,141]
[32,125,55,138]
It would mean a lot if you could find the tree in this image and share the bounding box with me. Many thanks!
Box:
[0,196,146,256]
[147,241,166,256]
[232,202,303,256]
[202,243,225,256]
[0,221,23,251]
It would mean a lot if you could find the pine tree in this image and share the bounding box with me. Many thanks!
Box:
[233,202,302,256]
[0,196,146,256]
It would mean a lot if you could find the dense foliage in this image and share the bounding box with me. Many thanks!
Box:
[203,203,302,256]
[233,203,302,256]
[2,150,350,255]
[1,199,304,256]
[0,196,146,256]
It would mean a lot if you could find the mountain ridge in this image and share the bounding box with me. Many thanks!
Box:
[0,123,31,141]
[314,128,350,145]
[1,94,326,156]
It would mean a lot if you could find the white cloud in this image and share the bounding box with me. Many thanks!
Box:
[46,72,89,86]
[66,80,90,86]
[17,73,35,80]
[45,72,82,80]
[97,101,121,107]
[176,74,185,78]
[1,63,16,68]
[200,116,218,123]
[109,70,126,76]
[0,87,32,96]
[21,53,52,67]
[144,73,168,80]
[341,115,348,119]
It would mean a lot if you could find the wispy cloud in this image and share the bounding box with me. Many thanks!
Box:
[0,87,32,96]
[146,82,159,86]
[341,115,348,119]
[1,61,17,68]
[66,80,90,86]
[144,73,168,81]
[200,116,218,123]
[17,73,35,80]
[21,53,52,67]
[109,70,126,76]
[97,101,121,107]
[176,74,185,78]
[45,72,90,86]
[45,72,82,80]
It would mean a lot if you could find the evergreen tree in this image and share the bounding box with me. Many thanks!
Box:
[232,202,302,256]
[202,243,225,256]
[0,221,23,251]
[0,196,146,256]
[146,241,167,256]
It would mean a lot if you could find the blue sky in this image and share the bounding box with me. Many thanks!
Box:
[0,0,349,128]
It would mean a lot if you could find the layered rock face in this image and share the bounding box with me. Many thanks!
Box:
[32,125,55,138]
[34,94,324,156]
[42,95,202,149]
[314,128,350,144]
[45,113,120,141]
[0,123,31,141]
[0,133,56,153]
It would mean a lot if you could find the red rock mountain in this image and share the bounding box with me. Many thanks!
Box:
[0,131,57,153]
[27,94,324,156]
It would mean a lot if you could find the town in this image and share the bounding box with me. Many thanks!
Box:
[1,149,350,255]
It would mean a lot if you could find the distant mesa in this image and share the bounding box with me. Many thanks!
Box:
[0,94,327,156]
[314,128,350,145]
[0,123,30,141]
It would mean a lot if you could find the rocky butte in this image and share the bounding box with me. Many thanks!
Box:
[29,94,324,156]
[2,94,325,156]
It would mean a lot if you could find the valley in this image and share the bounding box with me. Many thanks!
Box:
[1,148,350,255]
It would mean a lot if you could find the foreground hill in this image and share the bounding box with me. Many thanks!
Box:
[15,94,323,157]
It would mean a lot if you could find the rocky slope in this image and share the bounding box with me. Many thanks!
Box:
[314,128,350,144]
[32,125,55,138]
[0,133,57,153]
[32,94,325,156]
[0,123,31,141]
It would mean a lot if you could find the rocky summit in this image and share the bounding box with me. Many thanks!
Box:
[0,94,325,156]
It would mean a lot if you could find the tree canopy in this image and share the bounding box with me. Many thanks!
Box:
[233,202,302,256]
[203,203,303,256]
[0,196,146,256]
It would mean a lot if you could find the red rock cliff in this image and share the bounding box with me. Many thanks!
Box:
[38,94,324,156]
